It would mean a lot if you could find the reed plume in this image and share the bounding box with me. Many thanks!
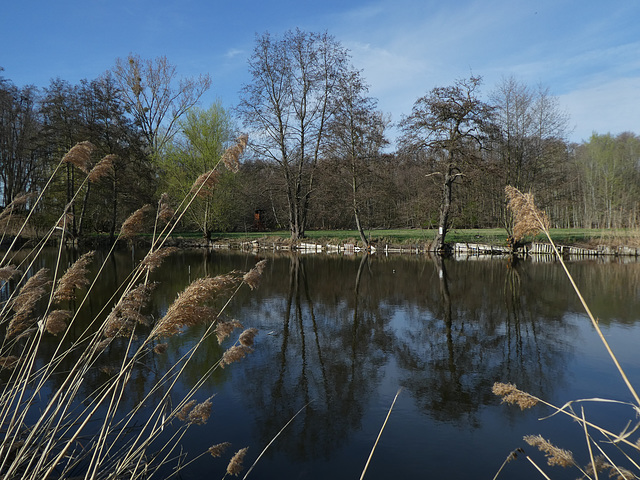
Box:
[505,186,549,241]
[190,170,220,198]
[187,397,213,425]
[141,247,178,273]
[62,141,96,174]
[0,265,21,282]
[492,382,539,410]
[0,355,19,370]
[243,259,267,290]
[6,268,51,338]
[53,251,95,302]
[238,328,258,347]
[226,447,248,476]
[103,282,157,338]
[88,154,115,182]
[220,345,253,368]
[154,274,241,338]
[0,193,34,221]
[214,319,243,344]
[120,204,153,239]
[176,399,198,422]
[208,442,231,458]
[523,435,575,468]
[221,134,248,174]
[45,309,72,336]
[156,192,174,224]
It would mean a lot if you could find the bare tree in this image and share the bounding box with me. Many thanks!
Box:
[112,54,211,157]
[238,29,354,240]
[400,76,495,253]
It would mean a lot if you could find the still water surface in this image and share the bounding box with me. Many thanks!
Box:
[10,248,640,479]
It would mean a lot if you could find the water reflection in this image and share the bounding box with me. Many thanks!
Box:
[4,248,640,478]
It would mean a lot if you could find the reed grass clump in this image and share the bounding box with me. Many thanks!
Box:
[493,185,640,480]
[0,139,264,479]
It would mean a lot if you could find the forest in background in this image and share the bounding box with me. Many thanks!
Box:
[1,30,639,247]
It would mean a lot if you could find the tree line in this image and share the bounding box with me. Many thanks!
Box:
[1,30,639,249]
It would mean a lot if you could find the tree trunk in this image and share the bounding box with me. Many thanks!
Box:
[433,165,454,253]
[352,174,369,248]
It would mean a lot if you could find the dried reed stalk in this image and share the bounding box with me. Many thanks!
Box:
[53,251,95,302]
[62,141,96,174]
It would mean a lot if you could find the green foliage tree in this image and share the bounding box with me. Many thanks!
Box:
[161,102,235,238]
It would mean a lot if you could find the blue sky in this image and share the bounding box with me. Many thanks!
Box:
[1,0,638,146]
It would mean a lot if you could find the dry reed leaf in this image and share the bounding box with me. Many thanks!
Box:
[7,268,51,338]
[226,447,249,476]
[505,186,550,241]
[62,141,96,174]
[238,328,258,347]
[120,204,153,239]
[154,274,241,338]
[243,259,267,290]
[88,154,115,182]
[53,251,95,302]
[215,319,243,344]
[141,247,178,272]
[0,265,21,282]
[188,397,213,425]
[492,382,539,410]
[523,435,575,468]
[208,442,231,458]
[45,309,72,336]
[220,345,253,368]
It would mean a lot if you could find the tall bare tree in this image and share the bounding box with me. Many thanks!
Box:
[112,54,211,157]
[400,76,495,253]
[238,29,354,240]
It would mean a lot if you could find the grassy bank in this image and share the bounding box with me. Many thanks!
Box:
[197,227,639,248]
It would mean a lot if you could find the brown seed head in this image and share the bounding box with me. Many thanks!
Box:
[188,398,213,425]
[141,247,178,273]
[226,447,249,476]
[208,442,231,458]
[221,134,248,174]
[243,259,267,290]
[53,251,95,303]
[103,282,157,338]
[523,435,575,468]
[239,328,258,347]
[492,382,539,410]
[88,154,115,182]
[153,343,168,354]
[157,192,174,224]
[220,345,253,368]
[62,141,96,174]
[190,170,220,197]
[215,319,243,344]
[0,265,21,283]
[176,399,198,422]
[505,186,549,241]
[120,204,153,239]
[45,309,72,336]
[7,268,51,338]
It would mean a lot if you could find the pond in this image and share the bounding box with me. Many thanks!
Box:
[2,247,640,479]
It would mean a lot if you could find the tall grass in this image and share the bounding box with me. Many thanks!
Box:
[493,186,640,479]
[0,137,262,479]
